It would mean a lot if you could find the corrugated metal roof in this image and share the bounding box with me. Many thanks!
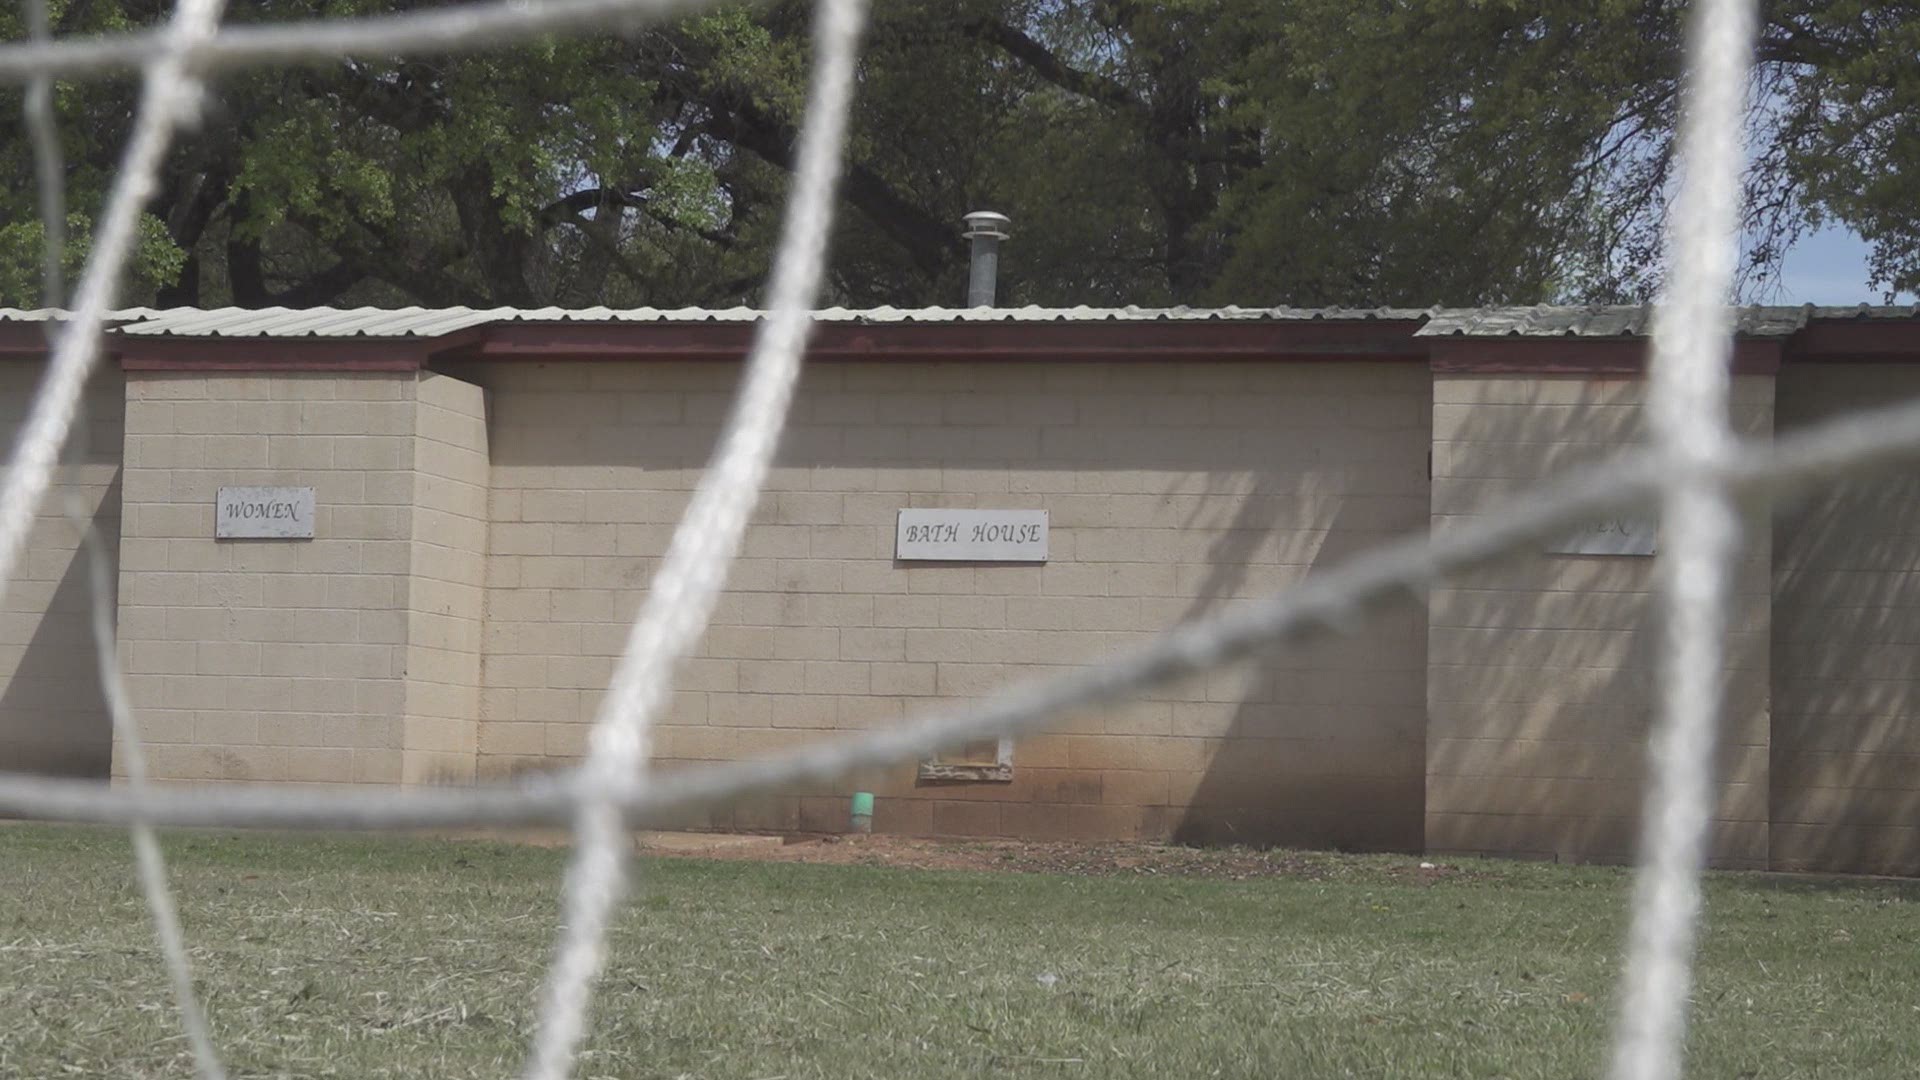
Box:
[3,303,1916,339]
[1415,304,1920,338]
[113,306,501,338]
[105,304,1435,338]
[1800,304,1920,320]
[1418,305,1787,337]
[0,307,160,323]
[1416,305,1652,337]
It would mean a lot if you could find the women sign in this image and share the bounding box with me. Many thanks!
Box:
[216,486,316,539]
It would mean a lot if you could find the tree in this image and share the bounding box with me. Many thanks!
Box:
[1,1,1915,310]
[1760,1,1920,301]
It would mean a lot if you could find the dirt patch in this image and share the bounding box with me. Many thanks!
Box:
[636,832,1479,884]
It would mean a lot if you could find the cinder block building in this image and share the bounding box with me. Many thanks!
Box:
[2,303,1918,873]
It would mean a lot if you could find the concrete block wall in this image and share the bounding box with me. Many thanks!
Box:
[113,370,489,788]
[401,375,490,784]
[1771,365,1920,874]
[465,359,1432,847]
[1426,374,1776,867]
[116,373,420,785]
[0,344,1891,873]
[0,365,123,777]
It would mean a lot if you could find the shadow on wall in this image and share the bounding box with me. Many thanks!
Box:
[0,470,121,781]
[1166,477,1428,853]
[454,359,1437,849]
[1418,375,1772,868]
[1771,365,1920,876]
[455,359,1806,862]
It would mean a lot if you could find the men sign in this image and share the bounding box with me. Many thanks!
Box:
[1547,515,1656,556]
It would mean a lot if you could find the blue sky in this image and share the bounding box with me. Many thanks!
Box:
[1770,225,1914,305]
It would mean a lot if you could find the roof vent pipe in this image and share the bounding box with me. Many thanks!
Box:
[962,211,1011,308]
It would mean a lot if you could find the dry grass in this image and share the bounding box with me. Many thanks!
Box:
[3,825,1919,1078]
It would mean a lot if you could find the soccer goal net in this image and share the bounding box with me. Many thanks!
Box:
[0,1,1902,1078]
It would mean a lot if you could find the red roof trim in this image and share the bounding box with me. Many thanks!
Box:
[1428,337,1784,376]
[0,323,59,358]
[41,313,1920,372]
[1788,321,1920,363]
[118,338,426,372]
[461,319,1433,362]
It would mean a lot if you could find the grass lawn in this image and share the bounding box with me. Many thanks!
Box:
[4,826,1919,1078]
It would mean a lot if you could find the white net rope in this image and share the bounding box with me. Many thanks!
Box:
[524,1,865,1074]
[0,0,1893,1077]
[21,0,235,1074]
[1610,2,1757,1079]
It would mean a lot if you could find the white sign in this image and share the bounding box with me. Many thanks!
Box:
[896,509,1047,562]
[217,486,315,539]
[1548,515,1656,556]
